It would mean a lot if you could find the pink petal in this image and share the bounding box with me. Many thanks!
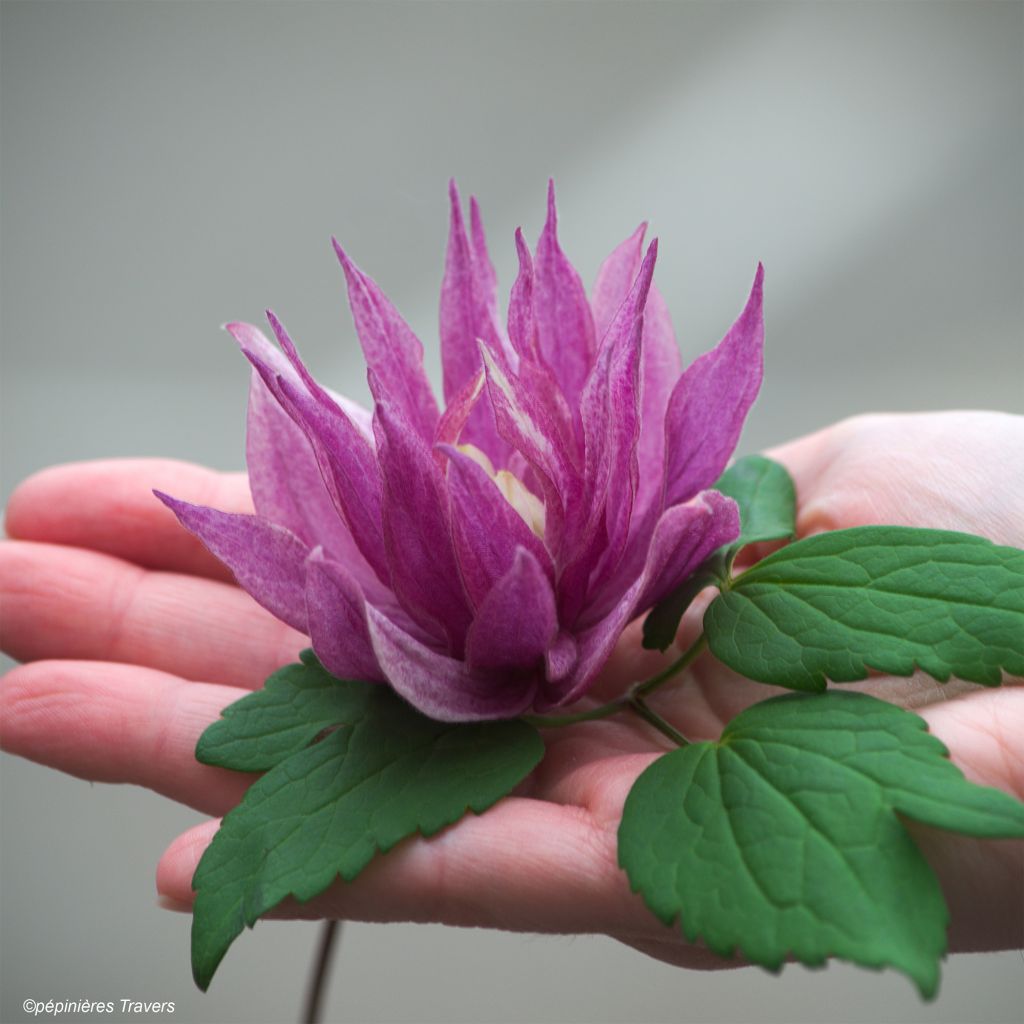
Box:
[470,194,501,327]
[533,180,596,408]
[663,264,764,507]
[373,398,473,652]
[434,370,485,454]
[507,228,538,361]
[304,550,383,682]
[542,490,739,708]
[439,181,508,464]
[442,444,554,607]
[479,345,582,554]
[228,320,390,585]
[590,221,648,342]
[465,548,557,674]
[246,370,388,604]
[275,373,390,586]
[634,282,682,517]
[633,490,740,613]
[591,227,683,521]
[366,606,537,722]
[559,241,656,623]
[545,632,579,684]
[154,494,309,633]
[332,239,440,440]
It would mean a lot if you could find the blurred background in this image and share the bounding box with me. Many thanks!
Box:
[1,2,1022,1022]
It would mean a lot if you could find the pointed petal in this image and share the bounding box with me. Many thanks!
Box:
[479,345,581,552]
[434,370,485,452]
[231,320,376,442]
[584,240,657,531]
[465,548,557,674]
[304,550,383,682]
[542,490,739,708]
[332,239,439,439]
[374,398,473,651]
[228,316,391,587]
[272,372,390,586]
[469,194,500,326]
[154,493,309,632]
[326,387,375,441]
[443,443,555,607]
[533,180,596,406]
[559,241,656,622]
[633,490,740,612]
[226,320,298,399]
[507,228,538,361]
[366,606,537,722]
[246,370,387,603]
[663,265,765,506]
[439,182,507,462]
[590,228,683,518]
[634,282,682,517]
[590,222,647,342]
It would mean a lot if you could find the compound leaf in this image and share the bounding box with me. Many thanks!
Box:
[190,656,544,990]
[705,526,1024,691]
[196,650,367,771]
[618,691,1024,998]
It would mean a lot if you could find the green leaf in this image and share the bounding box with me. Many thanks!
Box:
[196,650,368,771]
[618,690,1024,997]
[705,526,1024,691]
[714,454,797,554]
[642,456,797,652]
[191,659,544,990]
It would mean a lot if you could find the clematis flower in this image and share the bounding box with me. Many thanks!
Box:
[158,183,763,721]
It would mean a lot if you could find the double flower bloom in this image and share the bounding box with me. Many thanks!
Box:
[160,183,763,721]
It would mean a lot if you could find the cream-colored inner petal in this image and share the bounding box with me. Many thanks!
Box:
[458,444,547,540]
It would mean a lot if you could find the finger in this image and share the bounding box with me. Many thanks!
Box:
[913,688,1024,951]
[917,686,1024,801]
[0,540,304,687]
[0,660,251,815]
[156,799,685,943]
[4,459,252,581]
[763,412,1024,546]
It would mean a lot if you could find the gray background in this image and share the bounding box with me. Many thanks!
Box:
[1,1,1022,1022]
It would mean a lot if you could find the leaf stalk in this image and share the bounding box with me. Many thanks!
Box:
[523,633,707,730]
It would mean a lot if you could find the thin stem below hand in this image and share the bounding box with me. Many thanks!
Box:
[302,920,341,1024]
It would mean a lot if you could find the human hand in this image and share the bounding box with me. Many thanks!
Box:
[2,411,1021,969]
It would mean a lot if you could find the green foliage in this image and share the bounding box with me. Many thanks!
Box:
[705,526,1024,691]
[190,654,544,990]
[643,455,797,651]
[714,454,797,556]
[618,691,1024,998]
[196,650,367,771]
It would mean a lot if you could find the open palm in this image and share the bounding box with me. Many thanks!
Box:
[2,411,1021,969]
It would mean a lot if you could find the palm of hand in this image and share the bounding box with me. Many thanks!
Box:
[1,411,1021,965]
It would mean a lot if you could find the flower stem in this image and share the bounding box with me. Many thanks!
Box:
[627,695,690,747]
[522,698,628,728]
[633,633,707,698]
[522,632,708,730]
[302,920,340,1024]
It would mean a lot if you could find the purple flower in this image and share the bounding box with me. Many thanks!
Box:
[158,183,763,721]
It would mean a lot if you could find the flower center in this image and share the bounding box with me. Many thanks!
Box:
[457,444,546,540]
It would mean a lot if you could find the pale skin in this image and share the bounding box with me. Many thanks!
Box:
[1,411,1021,970]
